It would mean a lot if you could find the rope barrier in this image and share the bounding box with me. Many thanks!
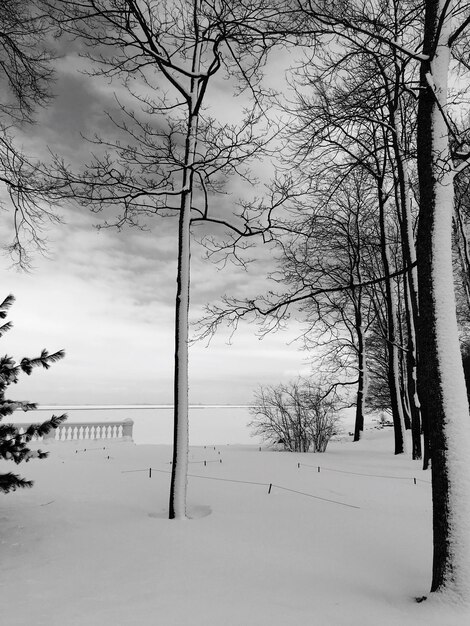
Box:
[299,462,431,484]
[121,467,360,509]
[271,484,360,509]
[187,473,268,487]
[124,466,269,487]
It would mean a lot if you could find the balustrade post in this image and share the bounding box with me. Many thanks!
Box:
[122,418,134,442]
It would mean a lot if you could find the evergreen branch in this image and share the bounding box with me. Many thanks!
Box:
[0,322,13,338]
[20,349,65,375]
[0,472,33,493]
[0,294,15,312]
[26,413,67,439]
[0,401,37,418]
[0,297,65,493]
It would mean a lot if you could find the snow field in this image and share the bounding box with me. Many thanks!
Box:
[1,430,468,625]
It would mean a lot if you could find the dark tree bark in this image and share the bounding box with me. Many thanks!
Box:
[416,0,470,596]
[377,175,405,454]
[388,104,422,458]
[353,302,367,441]
[403,271,422,459]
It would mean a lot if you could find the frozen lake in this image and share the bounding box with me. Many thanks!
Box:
[12,405,260,446]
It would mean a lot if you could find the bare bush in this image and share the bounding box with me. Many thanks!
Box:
[249,380,341,453]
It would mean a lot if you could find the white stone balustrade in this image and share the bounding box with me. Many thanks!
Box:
[14,418,134,442]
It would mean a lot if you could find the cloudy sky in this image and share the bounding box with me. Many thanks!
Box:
[0,33,307,406]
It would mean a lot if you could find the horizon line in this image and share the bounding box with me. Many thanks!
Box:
[30,404,254,411]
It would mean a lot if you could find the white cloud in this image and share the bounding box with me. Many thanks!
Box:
[0,203,307,406]
[0,42,308,407]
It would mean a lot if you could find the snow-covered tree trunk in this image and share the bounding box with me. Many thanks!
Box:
[169,40,202,521]
[416,0,470,599]
[168,146,193,520]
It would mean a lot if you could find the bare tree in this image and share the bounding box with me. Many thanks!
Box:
[414,0,470,595]
[47,0,287,519]
[0,0,63,266]
[293,0,470,601]
[272,170,377,443]
[250,379,341,453]
[199,0,470,599]
[201,41,416,454]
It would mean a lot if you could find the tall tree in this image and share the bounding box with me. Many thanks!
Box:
[201,0,470,599]
[415,0,470,597]
[284,37,420,453]
[294,0,470,600]
[48,0,282,518]
[274,170,377,442]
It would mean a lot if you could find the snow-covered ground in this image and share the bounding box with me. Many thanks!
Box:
[1,428,468,625]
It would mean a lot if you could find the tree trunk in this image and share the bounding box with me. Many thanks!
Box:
[453,202,470,311]
[168,125,194,519]
[351,204,367,443]
[397,291,412,431]
[169,32,202,519]
[416,0,470,598]
[377,181,406,454]
[390,100,422,458]
[353,307,367,441]
[404,272,422,460]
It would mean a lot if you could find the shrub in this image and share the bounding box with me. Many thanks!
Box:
[249,379,341,452]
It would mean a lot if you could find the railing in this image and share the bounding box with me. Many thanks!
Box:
[14,419,134,442]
